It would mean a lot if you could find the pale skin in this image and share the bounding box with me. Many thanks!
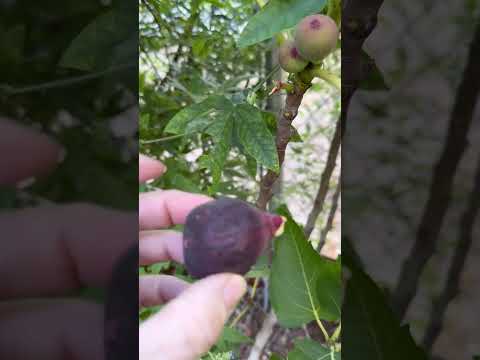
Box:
[0,119,246,359]
[138,154,247,359]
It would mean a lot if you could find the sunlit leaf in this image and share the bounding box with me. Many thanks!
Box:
[270,206,341,326]
[238,0,327,48]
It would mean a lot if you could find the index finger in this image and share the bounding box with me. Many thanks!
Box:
[139,154,166,183]
[139,190,212,230]
[0,119,62,185]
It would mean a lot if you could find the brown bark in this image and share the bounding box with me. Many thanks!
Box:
[256,80,312,210]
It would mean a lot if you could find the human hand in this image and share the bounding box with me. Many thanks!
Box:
[138,154,247,360]
[0,119,136,359]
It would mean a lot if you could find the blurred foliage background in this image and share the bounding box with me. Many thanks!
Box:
[0,0,138,211]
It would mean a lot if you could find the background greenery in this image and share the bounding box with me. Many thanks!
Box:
[139,0,341,359]
[0,0,138,210]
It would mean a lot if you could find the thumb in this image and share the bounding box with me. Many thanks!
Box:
[139,273,247,360]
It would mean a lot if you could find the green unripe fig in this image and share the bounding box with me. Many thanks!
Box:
[183,197,285,279]
[278,39,309,73]
[295,14,339,63]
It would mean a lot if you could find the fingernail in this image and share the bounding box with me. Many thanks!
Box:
[223,275,247,311]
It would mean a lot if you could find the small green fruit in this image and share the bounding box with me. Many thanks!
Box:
[278,39,309,73]
[295,14,339,63]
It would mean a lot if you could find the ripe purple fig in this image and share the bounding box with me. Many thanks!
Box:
[278,39,309,73]
[183,197,285,279]
[295,14,339,63]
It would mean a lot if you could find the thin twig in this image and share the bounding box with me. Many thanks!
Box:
[230,305,250,328]
[256,77,313,210]
[229,277,262,328]
[140,134,185,144]
[246,311,277,360]
[318,179,341,252]
[392,22,480,319]
[421,156,480,351]
[0,63,135,96]
[304,118,341,239]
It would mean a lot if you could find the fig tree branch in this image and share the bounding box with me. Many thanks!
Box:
[305,118,341,239]
[0,63,134,96]
[318,178,341,252]
[312,67,341,89]
[421,156,480,351]
[246,310,277,360]
[256,77,313,210]
[392,22,480,319]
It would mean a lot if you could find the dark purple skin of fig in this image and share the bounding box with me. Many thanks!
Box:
[183,198,283,279]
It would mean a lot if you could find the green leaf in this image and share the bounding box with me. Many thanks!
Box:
[212,327,251,356]
[270,354,284,360]
[287,338,339,360]
[139,304,163,322]
[201,351,234,360]
[203,0,227,8]
[262,110,302,143]
[60,7,135,70]
[245,154,258,179]
[216,327,252,351]
[270,207,341,326]
[206,115,234,185]
[238,0,327,48]
[196,112,235,187]
[192,36,209,59]
[146,262,171,274]
[290,126,303,142]
[343,256,428,360]
[164,172,203,193]
[245,254,270,278]
[164,96,233,135]
[234,104,279,172]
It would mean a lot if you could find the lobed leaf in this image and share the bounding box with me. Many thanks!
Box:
[234,104,279,172]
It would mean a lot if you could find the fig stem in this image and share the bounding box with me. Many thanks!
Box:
[327,0,335,17]
[230,305,249,328]
[252,64,281,93]
[251,277,260,298]
[330,322,341,343]
[140,133,185,144]
[228,277,261,328]
[317,315,331,343]
[312,67,341,90]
